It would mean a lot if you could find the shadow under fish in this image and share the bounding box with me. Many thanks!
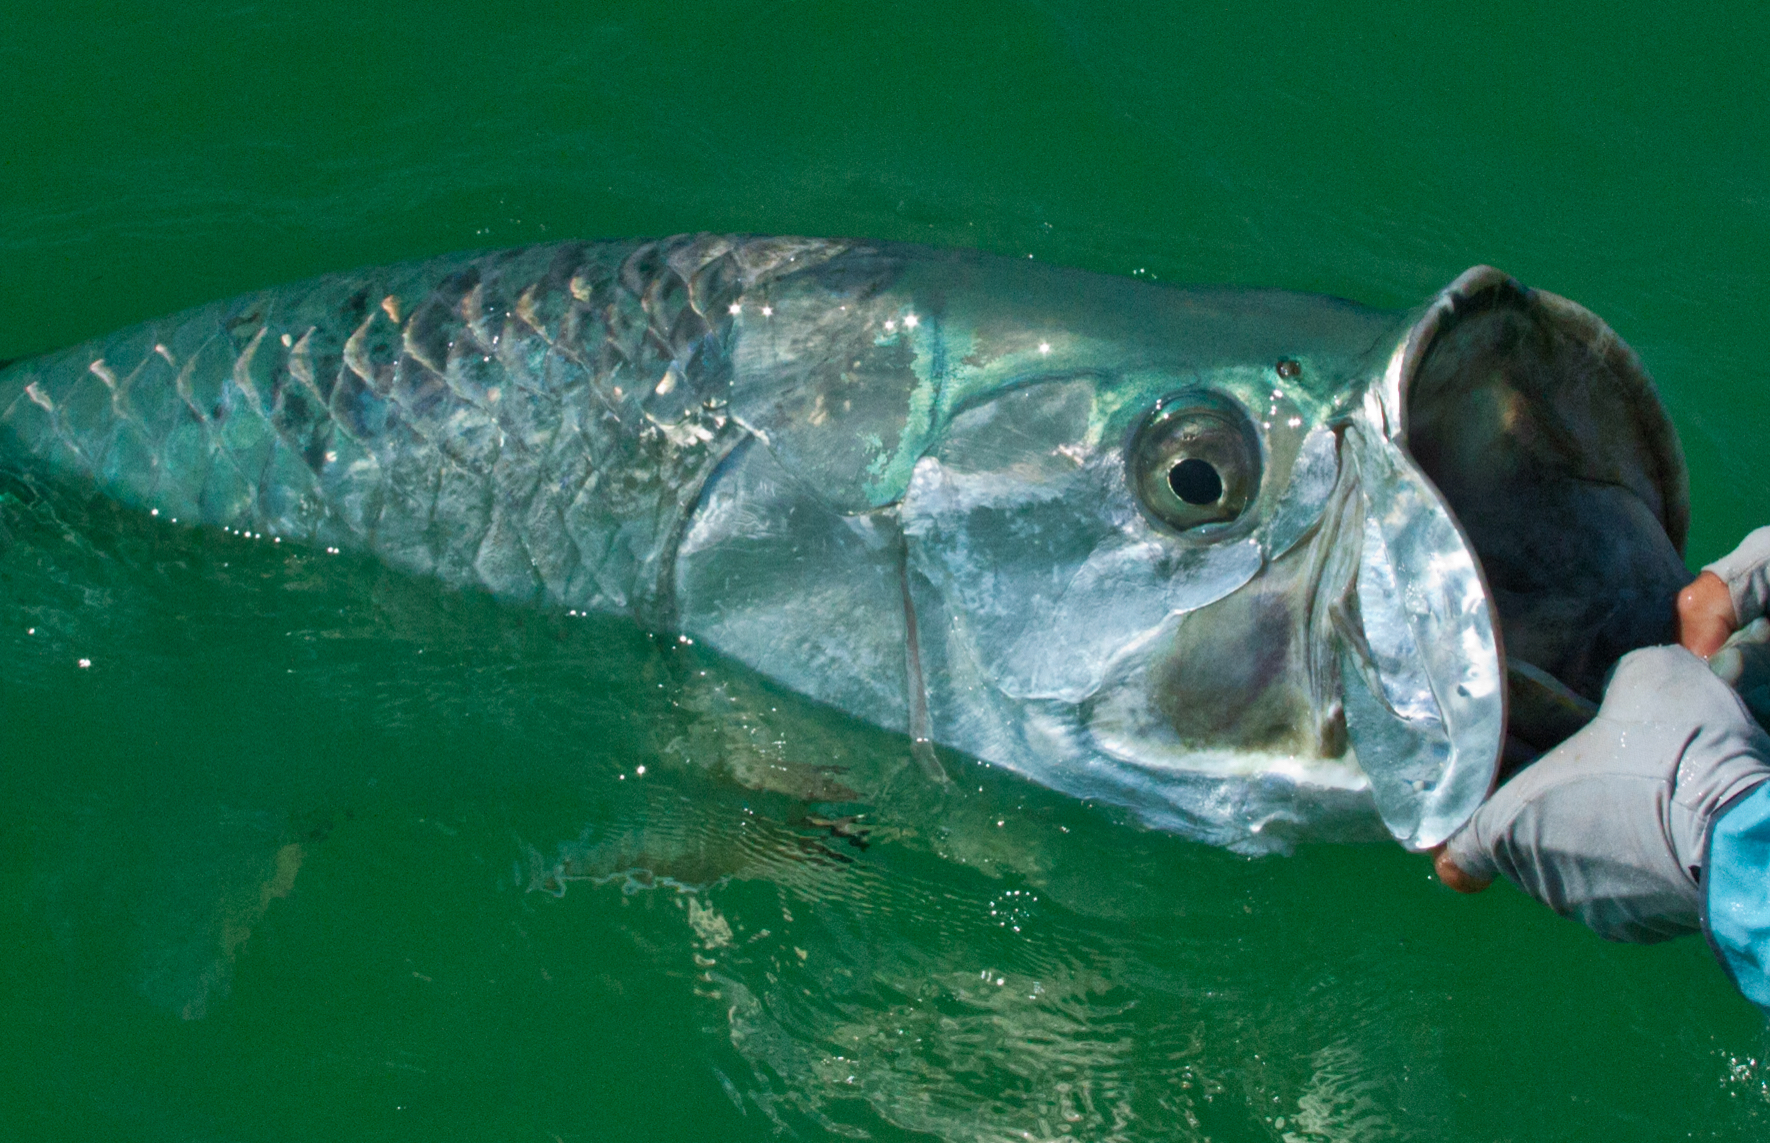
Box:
[0,239,1689,853]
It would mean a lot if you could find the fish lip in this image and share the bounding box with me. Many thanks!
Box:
[1328,391,1507,851]
[1376,266,1688,554]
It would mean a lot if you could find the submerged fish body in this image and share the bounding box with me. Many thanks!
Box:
[0,235,1690,852]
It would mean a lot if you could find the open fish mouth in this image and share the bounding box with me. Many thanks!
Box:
[1333,267,1690,848]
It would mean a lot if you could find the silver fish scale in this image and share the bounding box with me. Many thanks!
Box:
[0,234,847,620]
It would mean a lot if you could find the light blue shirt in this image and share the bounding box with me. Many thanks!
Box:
[1706,781,1770,1008]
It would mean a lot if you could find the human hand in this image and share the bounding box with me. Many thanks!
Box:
[1432,646,1770,942]
[1684,526,1770,658]
[1435,528,1770,919]
[1683,527,1770,724]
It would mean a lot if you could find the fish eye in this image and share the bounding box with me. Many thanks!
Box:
[1130,393,1262,533]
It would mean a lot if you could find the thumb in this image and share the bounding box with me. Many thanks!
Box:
[1431,843,1492,893]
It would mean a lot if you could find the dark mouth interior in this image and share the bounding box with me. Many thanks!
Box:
[1402,284,1693,753]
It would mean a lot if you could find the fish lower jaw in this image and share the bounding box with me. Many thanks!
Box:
[1103,745,1372,792]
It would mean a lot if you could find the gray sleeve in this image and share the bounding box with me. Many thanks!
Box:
[1445,645,1770,943]
[1705,526,1770,627]
[1709,618,1770,730]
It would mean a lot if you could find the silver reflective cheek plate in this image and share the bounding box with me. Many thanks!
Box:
[900,453,1264,706]
[1339,429,1504,849]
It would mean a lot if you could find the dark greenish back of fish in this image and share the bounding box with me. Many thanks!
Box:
[0,236,1690,852]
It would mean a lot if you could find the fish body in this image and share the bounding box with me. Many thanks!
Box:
[0,235,1690,851]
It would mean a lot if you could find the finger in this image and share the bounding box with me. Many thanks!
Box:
[1679,571,1738,658]
[1431,843,1492,893]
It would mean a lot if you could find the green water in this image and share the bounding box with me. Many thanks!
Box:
[3,1,1769,1138]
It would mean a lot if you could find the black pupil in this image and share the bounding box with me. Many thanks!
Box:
[1169,457,1223,505]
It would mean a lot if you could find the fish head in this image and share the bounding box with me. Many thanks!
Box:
[709,247,1685,852]
[891,278,1384,850]
[882,258,1686,852]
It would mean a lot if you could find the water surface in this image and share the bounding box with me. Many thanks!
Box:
[3,2,1769,1139]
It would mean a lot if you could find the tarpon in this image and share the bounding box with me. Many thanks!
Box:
[0,235,1690,852]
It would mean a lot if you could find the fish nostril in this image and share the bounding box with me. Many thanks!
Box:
[1169,458,1223,505]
